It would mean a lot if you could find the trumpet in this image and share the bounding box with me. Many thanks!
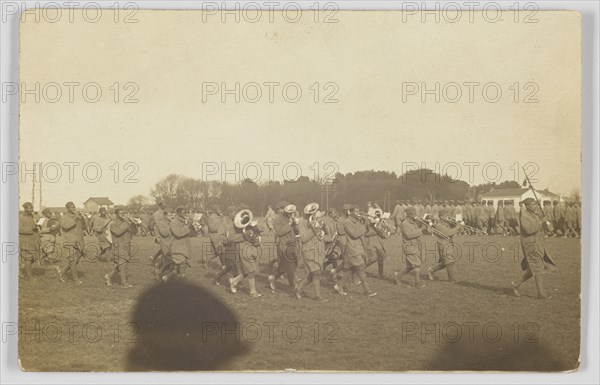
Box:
[309,214,326,241]
[413,215,451,240]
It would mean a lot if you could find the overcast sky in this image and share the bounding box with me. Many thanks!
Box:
[19,10,581,208]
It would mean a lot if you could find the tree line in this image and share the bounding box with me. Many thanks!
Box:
[125,169,524,215]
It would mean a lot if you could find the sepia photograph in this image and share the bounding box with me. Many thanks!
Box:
[6,3,591,376]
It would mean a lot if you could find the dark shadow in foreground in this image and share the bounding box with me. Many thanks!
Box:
[426,339,578,371]
[127,280,249,371]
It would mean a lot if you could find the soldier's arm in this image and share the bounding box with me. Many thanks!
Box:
[401,221,423,239]
[520,213,541,236]
[60,216,77,231]
[345,220,366,239]
[170,221,191,239]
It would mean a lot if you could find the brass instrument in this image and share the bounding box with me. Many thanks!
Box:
[308,213,326,241]
[234,209,262,247]
[413,215,451,240]
[325,232,338,256]
[357,210,392,239]
[443,217,486,235]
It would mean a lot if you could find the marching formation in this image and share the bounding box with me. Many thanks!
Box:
[18,192,572,301]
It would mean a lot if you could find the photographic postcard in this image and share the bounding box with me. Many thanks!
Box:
[15,6,581,372]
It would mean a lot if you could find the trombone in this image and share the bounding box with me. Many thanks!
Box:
[443,217,486,235]
[413,215,451,241]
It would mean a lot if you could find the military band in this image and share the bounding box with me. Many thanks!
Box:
[17,193,576,302]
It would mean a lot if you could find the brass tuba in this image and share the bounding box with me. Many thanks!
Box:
[234,209,262,247]
[372,208,392,239]
[304,202,325,241]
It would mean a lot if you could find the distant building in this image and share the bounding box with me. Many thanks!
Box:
[83,197,114,212]
[481,188,561,212]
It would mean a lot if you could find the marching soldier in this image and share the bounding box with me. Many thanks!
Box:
[394,207,427,288]
[163,206,196,281]
[336,205,377,297]
[19,202,39,281]
[511,198,556,299]
[152,208,174,281]
[39,208,60,265]
[364,210,387,279]
[227,209,263,298]
[104,209,138,288]
[428,209,461,283]
[268,202,300,293]
[92,207,112,262]
[148,202,167,268]
[391,200,405,234]
[214,206,239,285]
[207,206,224,268]
[57,201,87,284]
[295,203,328,302]
[321,208,340,272]
[329,204,351,295]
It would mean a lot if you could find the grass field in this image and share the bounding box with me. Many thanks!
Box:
[18,232,581,372]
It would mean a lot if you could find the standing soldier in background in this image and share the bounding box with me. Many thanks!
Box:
[268,202,300,293]
[511,198,556,300]
[92,207,112,262]
[395,207,427,288]
[552,200,564,236]
[19,202,39,281]
[39,208,60,265]
[542,200,555,237]
[474,201,487,233]
[564,202,578,238]
[428,209,461,283]
[495,200,506,236]
[295,203,328,302]
[57,201,87,284]
[104,209,137,288]
[338,205,377,297]
[265,205,276,234]
[486,201,496,235]
[504,200,519,235]
[415,200,425,219]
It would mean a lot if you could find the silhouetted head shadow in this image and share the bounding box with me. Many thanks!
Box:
[426,339,577,371]
[127,280,249,371]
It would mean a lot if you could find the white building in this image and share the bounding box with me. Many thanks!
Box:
[481,188,561,212]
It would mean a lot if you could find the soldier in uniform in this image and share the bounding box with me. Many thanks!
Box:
[391,200,404,234]
[504,200,519,235]
[227,209,263,298]
[163,206,196,281]
[474,201,487,233]
[57,201,87,284]
[395,207,427,288]
[552,200,564,236]
[207,206,224,268]
[336,205,377,297]
[152,208,174,281]
[511,198,556,299]
[214,206,239,285]
[542,200,555,237]
[104,209,138,288]
[149,202,167,267]
[494,200,506,236]
[329,204,351,295]
[264,205,276,234]
[295,203,328,302]
[564,202,578,238]
[364,211,387,279]
[321,208,340,272]
[268,202,300,293]
[19,202,39,280]
[486,201,496,235]
[428,209,462,283]
[39,208,61,265]
[92,207,112,262]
